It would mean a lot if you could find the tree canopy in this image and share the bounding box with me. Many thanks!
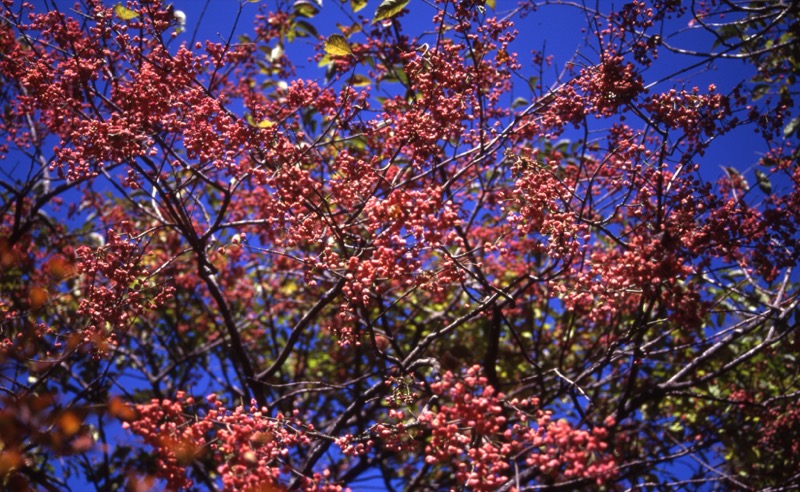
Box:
[0,0,799,490]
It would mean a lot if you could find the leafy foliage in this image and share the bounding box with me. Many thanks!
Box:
[373,0,410,23]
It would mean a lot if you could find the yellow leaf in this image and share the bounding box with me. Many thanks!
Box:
[485,0,495,8]
[113,4,139,20]
[246,114,275,128]
[282,281,298,295]
[351,0,368,12]
[324,34,353,57]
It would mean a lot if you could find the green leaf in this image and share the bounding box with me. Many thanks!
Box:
[293,0,320,18]
[723,166,747,190]
[383,65,409,85]
[754,169,772,194]
[291,20,318,40]
[113,4,139,20]
[348,74,371,87]
[351,0,368,13]
[324,34,353,56]
[555,139,570,153]
[783,115,800,138]
[752,83,770,100]
[372,0,409,23]
[711,24,741,49]
[512,97,528,109]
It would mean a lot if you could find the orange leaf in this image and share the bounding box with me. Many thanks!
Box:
[57,410,82,437]
[29,286,48,310]
[44,255,76,281]
[108,397,137,421]
[0,450,22,476]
